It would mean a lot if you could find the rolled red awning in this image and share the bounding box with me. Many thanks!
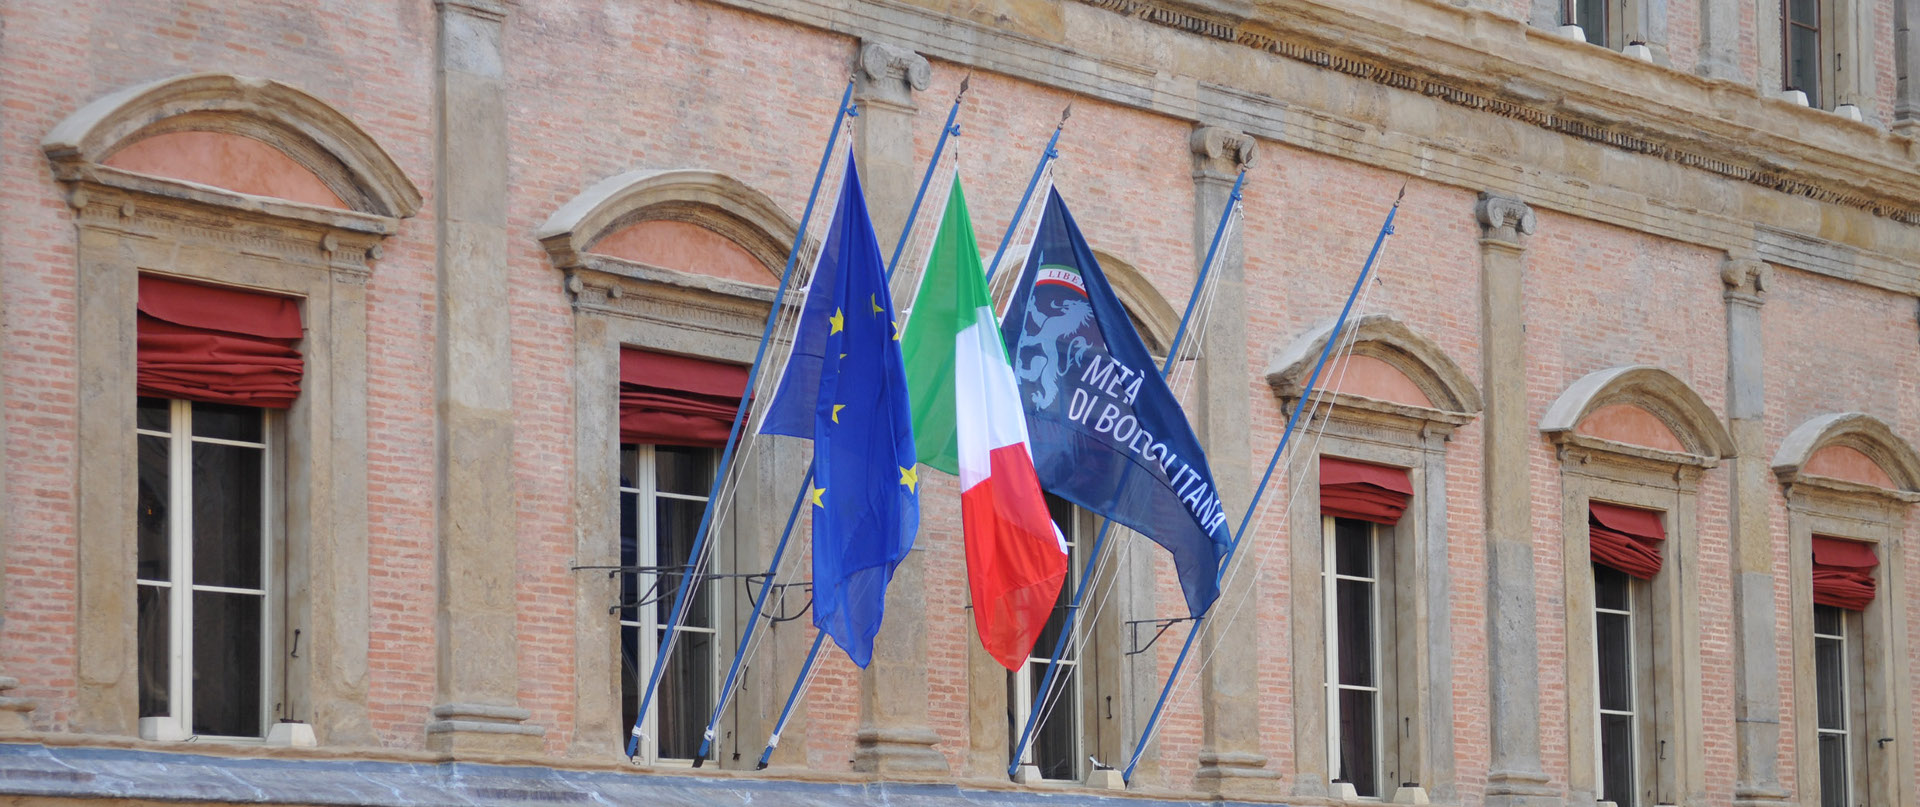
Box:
[1811,535,1877,611]
[619,348,748,447]
[137,275,303,408]
[1319,456,1413,525]
[1589,501,1665,579]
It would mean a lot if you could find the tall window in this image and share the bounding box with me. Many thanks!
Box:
[1783,0,1825,106]
[135,397,276,740]
[1593,563,1646,807]
[1812,604,1862,807]
[1323,515,1400,798]
[619,444,718,763]
[1010,494,1081,781]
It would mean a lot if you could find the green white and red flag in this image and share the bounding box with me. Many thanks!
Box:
[901,174,1068,671]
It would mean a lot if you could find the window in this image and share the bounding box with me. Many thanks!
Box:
[1010,494,1082,781]
[135,397,278,740]
[1783,0,1828,106]
[1812,604,1864,807]
[1323,515,1401,798]
[619,444,719,763]
[1565,0,1615,45]
[1593,563,1651,807]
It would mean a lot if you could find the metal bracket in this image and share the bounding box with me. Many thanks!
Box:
[761,581,815,624]
[572,563,769,614]
[1124,616,1199,656]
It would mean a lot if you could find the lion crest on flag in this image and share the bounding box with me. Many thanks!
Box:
[1012,264,1098,408]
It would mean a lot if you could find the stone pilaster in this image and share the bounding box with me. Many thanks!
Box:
[1188,125,1275,798]
[1697,0,1747,82]
[1475,193,1554,807]
[1896,0,1920,134]
[425,0,542,753]
[849,40,947,777]
[1722,256,1793,807]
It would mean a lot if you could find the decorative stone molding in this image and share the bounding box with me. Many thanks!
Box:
[856,41,930,109]
[1265,313,1484,426]
[43,73,420,221]
[1091,250,1182,355]
[538,168,802,280]
[1475,192,1537,246]
[1189,125,1256,178]
[0,677,32,732]
[1771,412,1920,501]
[433,0,508,21]
[1720,253,1773,303]
[1540,365,1734,464]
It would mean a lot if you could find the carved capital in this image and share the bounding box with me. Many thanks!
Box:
[856,41,931,110]
[1475,192,1536,246]
[1190,125,1257,177]
[1720,253,1772,300]
[434,0,507,22]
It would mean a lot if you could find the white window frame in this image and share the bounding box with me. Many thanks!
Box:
[619,444,719,765]
[1592,563,1653,807]
[1010,496,1083,782]
[1323,515,1397,799]
[1811,603,1862,807]
[135,398,277,742]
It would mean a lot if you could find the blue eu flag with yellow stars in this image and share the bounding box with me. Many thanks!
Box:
[761,153,919,668]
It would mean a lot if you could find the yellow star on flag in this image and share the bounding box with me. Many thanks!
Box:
[899,465,918,494]
[832,404,845,423]
[807,484,827,508]
[870,294,884,315]
[892,318,903,340]
[829,308,844,334]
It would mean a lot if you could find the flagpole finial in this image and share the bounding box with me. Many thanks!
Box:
[1395,182,1407,205]
[1059,102,1073,128]
[957,72,971,101]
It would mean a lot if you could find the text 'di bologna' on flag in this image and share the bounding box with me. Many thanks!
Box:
[901,175,1068,671]
[1000,189,1234,617]
[759,153,920,668]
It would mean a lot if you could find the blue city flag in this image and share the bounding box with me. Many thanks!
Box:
[761,153,920,667]
[1000,189,1233,617]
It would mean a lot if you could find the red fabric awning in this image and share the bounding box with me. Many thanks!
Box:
[1812,535,1878,611]
[619,348,748,447]
[1320,457,1413,524]
[1589,501,1665,579]
[137,275,303,408]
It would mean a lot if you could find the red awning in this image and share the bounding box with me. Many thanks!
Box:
[1589,501,1665,579]
[619,348,748,447]
[1812,535,1877,611]
[137,275,303,408]
[1320,457,1413,524]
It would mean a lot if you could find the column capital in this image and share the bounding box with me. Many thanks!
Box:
[434,0,507,21]
[1475,192,1536,247]
[1189,125,1256,180]
[1720,253,1772,304]
[855,41,930,111]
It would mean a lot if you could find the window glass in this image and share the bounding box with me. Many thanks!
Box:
[192,589,262,736]
[1594,563,1637,807]
[617,443,719,762]
[1015,493,1080,781]
[191,442,264,590]
[1327,516,1382,798]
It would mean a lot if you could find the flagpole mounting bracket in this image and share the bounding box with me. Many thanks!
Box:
[1124,615,1199,656]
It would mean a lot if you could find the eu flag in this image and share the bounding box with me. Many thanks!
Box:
[761,154,920,667]
[999,189,1233,617]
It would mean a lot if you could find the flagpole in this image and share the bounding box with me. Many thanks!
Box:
[692,80,969,766]
[982,104,1069,283]
[1120,187,1404,783]
[627,79,859,759]
[756,631,827,769]
[1007,167,1246,778]
[749,104,1072,771]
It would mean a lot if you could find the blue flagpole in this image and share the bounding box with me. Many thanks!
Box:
[692,81,969,766]
[1007,168,1246,777]
[982,105,1069,284]
[751,107,1070,770]
[1121,187,1404,783]
[756,631,827,769]
[628,79,859,759]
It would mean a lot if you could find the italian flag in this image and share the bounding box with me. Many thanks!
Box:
[901,175,1069,671]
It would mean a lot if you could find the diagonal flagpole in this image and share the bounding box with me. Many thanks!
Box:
[1121,186,1406,783]
[1007,167,1247,778]
[627,79,860,760]
[754,105,1071,770]
[691,77,970,767]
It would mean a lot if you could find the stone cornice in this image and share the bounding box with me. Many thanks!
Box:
[63,177,387,281]
[716,0,1920,296]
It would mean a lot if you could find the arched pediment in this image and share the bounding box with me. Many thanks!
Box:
[1539,366,1733,461]
[1091,250,1180,356]
[1772,413,1920,495]
[43,72,419,220]
[537,169,799,280]
[1264,314,1482,418]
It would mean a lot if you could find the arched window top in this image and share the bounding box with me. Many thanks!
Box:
[43,72,420,222]
[537,168,799,285]
[1539,366,1732,462]
[1773,413,1920,498]
[1264,313,1483,420]
[1089,250,1180,356]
